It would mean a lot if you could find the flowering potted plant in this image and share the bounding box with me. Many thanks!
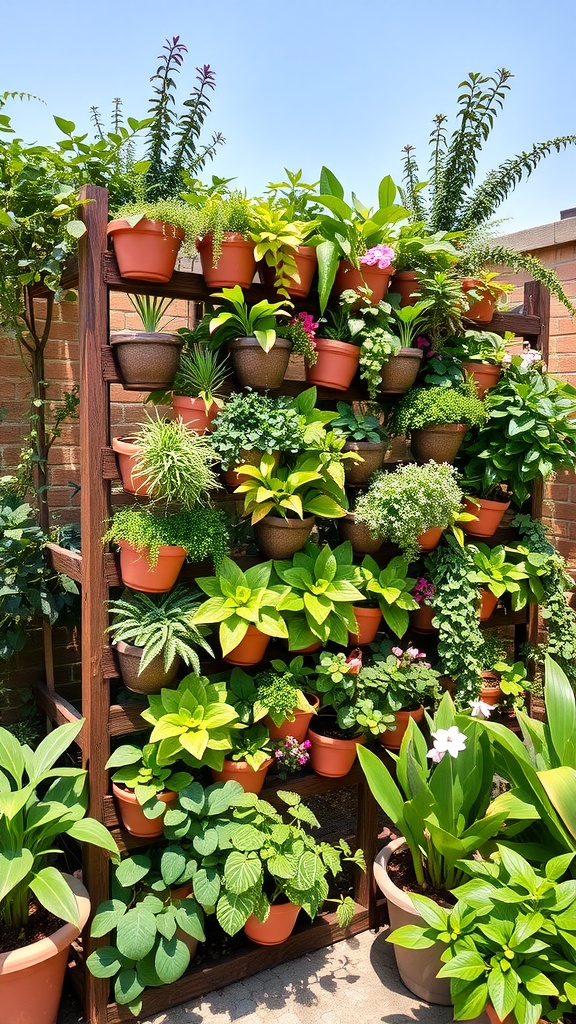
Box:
[276,310,319,367]
[410,576,437,632]
[364,641,442,749]
[358,694,506,1004]
[207,285,291,389]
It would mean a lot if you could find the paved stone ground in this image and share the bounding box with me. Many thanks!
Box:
[58,927,455,1024]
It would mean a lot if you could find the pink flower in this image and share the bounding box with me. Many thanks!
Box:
[296,311,319,339]
[359,244,396,270]
[303,740,311,749]
[391,646,403,658]
[406,647,419,659]
[427,747,445,763]
[423,662,431,669]
[346,649,363,675]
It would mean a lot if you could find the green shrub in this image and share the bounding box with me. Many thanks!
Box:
[389,380,486,434]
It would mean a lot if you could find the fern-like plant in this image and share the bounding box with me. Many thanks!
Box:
[108,587,213,674]
[398,68,576,313]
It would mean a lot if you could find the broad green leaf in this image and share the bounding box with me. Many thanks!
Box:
[0,726,25,783]
[90,899,127,938]
[30,866,80,927]
[216,889,257,935]
[193,866,221,908]
[0,849,34,903]
[388,924,436,949]
[224,851,262,894]
[154,935,190,984]
[115,854,151,889]
[31,719,84,780]
[114,968,145,1006]
[86,946,126,979]
[68,819,120,860]
[116,906,157,960]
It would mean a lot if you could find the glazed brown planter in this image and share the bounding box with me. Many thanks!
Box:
[338,513,383,555]
[222,448,280,489]
[196,232,256,289]
[173,395,221,433]
[333,260,394,305]
[211,757,274,794]
[463,362,502,399]
[254,514,316,559]
[112,783,177,837]
[307,727,364,778]
[463,496,511,538]
[478,589,498,621]
[244,901,302,946]
[0,874,90,1024]
[223,625,271,666]
[260,245,317,299]
[373,839,452,1005]
[348,606,383,645]
[264,693,320,742]
[107,218,184,282]
[380,348,423,395]
[389,270,419,306]
[410,604,437,632]
[410,423,468,463]
[379,705,425,750]
[114,640,181,694]
[112,436,148,496]
[343,441,387,484]
[117,541,186,593]
[229,336,291,389]
[418,526,444,552]
[306,338,360,391]
[110,331,183,391]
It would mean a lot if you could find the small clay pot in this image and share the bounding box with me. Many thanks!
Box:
[417,526,444,552]
[107,218,184,282]
[462,362,502,399]
[114,640,181,694]
[117,541,186,593]
[480,671,503,705]
[410,424,468,463]
[112,436,148,496]
[196,232,256,289]
[410,604,437,633]
[462,278,503,325]
[379,705,425,750]
[478,589,498,621]
[243,901,302,945]
[223,625,271,666]
[229,336,291,389]
[254,515,316,559]
[173,395,221,433]
[338,513,383,555]
[463,496,511,538]
[333,260,394,305]
[211,758,274,795]
[264,693,320,742]
[307,727,364,778]
[260,245,317,299]
[306,338,360,391]
[343,441,387,484]
[348,606,383,645]
[112,783,177,837]
[389,271,420,306]
[110,331,183,391]
[380,348,423,395]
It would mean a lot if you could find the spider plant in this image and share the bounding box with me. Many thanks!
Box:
[173,343,230,408]
[133,413,220,508]
[128,294,176,333]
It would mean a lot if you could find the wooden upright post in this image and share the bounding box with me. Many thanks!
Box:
[78,185,112,1024]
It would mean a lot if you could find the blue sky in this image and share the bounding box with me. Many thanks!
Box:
[4,0,576,233]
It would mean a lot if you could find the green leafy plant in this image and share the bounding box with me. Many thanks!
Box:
[210,389,303,470]
[358,693,505,889]
[250,199,319,299]
[105,742,193,817]
[0,720,118,932]
[103,504,229,567]
[390,224,460,275]
[391,846,576,1024]
[207,285,290,353]
[140,672,241,770]
[458,355,576,506]
[254,658,317,727]
[445,329,507,365]
[127,294,175,333]
[355,555,418,637]
[193,557,290,656]
[354,463,467,561]
[272,541,364,650]
[107,587,213,674]
[362,642,442,716]
[171,343,230,407]
[332,403,386,443]
[87,844,206,1016]
[234,452,348,523]
[417,271,472,346]
[389,379,486,435]
[226,723,274,770]
[187,189,253,265]
[131,414,220,508]
[469,542,531,607]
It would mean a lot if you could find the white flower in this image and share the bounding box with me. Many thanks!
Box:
[428,726,467,760]
[470,699,494,719]
[427,747,445,763]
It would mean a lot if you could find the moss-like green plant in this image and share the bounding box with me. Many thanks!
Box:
[190,190,254,264]
[112,199,202,257]
[103,505,229,567]
[388,380,486,435]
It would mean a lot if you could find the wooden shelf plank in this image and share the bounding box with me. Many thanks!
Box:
[108,701,147,736]
[46,542,83,584]
[34,683,84,747]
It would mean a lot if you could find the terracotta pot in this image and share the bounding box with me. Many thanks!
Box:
[229,336,291,390]
[484,1004,513,1024]
[114,640,181,694]
[243,901,302,945]
[343,441,387,484]
[348,606,383,646]
[107,218,184,282]
[306,338,360,391]
[379,348,423,395]
[110,331,183,391]
[196,232,256,290]
[211,757,274,795]
[260,245,317,299]
[264,693,320,742]
[112,436,148,496]
[173,395,220,433]
[480,671,503,705]
[223,625,271,666]
[379,705,425,750]
[410,604,437,632]
[112,783,177,837]
[0,874,90,1024]
[338,513,383,555]
[333,260,394,305]
[410,424,468,464]
[223,448,280,489]
[117,541,186,593]
[462,362,502,399]
[389,271,420,306]
[463,496,511,538]
[462,278,502,325]
[478,589,498,621]
[373,839,452,1005]
[254,515,316,559]
[417,526,444,552]
[307,726,364,778]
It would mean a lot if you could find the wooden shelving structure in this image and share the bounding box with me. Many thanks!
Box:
[38,184,550,1024]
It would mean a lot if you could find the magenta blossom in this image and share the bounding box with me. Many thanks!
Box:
[413,578,435,605]
[295,311,319,338]
[359,244,395,270]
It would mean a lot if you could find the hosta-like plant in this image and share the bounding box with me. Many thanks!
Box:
[234,452,348,524]
[140,673,241,770]
[105,742,193,818]
[273,541,365,650]
[208,285,289,352]
[355,555,418,638]
[0,720,118,932]
[193,557,290,656]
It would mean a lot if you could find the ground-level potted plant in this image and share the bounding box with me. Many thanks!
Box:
[0,720,118,1024]
[106,741,193,837]
[107,587,213,693]
[388,379,487,463]
[110,293,183,390]
[207,285,292,389]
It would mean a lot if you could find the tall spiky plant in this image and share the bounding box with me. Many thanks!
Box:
[398,69,576,314]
